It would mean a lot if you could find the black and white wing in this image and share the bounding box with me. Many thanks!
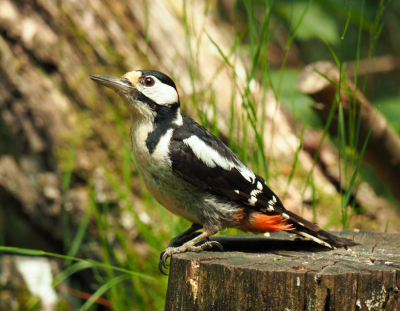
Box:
[169,115,301,218]
[169,114,355,249]
[169,115,277,208]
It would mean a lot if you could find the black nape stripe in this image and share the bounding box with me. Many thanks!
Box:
[146,102,180,154]
[139,70,177,90]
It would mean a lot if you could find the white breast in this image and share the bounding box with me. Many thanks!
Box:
[130,118,199,222]
[130,119,153,166]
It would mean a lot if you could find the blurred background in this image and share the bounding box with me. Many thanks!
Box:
[0,0,399,310]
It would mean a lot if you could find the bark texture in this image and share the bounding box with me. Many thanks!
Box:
[165,231,400,311]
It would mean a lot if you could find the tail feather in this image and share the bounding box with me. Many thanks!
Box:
[291,228,356,249]
[254,204,357,249]
[292,230,334,248]
[276,209,356,249]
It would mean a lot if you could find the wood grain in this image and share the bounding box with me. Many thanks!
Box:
[165,231,400,311]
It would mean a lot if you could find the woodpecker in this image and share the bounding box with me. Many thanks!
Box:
[89,70,355,274]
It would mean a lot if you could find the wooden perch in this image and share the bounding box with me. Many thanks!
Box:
[297,61,400,205]
[165,231,400,311]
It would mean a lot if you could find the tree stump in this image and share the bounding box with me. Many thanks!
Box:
[165,231,400,311]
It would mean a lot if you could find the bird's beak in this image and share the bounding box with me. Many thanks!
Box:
[89,74,133,92]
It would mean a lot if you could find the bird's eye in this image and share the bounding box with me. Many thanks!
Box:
[144,77,155,87]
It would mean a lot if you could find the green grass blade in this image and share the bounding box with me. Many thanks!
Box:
[341,6,352,40]
[78,274,131,311]
[338,104,348,180]
[206,32,234,70]
[277,0,314,98]
[342,114,376,211]
[65,204,93,266]
[62,134,77,192]
[321,37,340,68]
[53,261,93,287]
[0,246,159,282]
[284,125,306,197]
[311,175,317,224]
[62,133,78,251]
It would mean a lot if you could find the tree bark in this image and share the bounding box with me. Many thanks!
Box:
[165,231,400,311]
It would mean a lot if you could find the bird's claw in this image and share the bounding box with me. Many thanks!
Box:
[207,241,224,251]
[158,241,224,274]
[158,249,169,275]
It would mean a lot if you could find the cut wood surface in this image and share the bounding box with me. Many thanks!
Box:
[165,231,400,311]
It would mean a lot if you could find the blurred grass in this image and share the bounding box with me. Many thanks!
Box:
[1,0,396,310]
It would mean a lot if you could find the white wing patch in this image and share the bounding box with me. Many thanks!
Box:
[266,195,277,211]
[250,188,262,200]
[247,181,265,206]
[183,135,256,183]
[268,196,277,206]
[248,196,257,206]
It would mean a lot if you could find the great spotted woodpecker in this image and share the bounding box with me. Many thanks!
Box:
[89,70,355,274]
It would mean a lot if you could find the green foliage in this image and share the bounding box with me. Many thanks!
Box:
[269,69,322,128]
[278,2,340,44]
[375,97,400,133]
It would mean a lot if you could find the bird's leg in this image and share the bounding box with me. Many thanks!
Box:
[158,223,203,273]
[159,228,223,274]
[167,223,203,247]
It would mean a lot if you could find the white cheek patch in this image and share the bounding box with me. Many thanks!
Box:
[139,79,178,105]
[183,136,256,183]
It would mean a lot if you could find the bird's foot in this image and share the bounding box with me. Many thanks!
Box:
[168,231,203,248]
[158,241,223,275]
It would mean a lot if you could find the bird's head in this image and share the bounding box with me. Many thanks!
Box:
[89,70,180,121]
